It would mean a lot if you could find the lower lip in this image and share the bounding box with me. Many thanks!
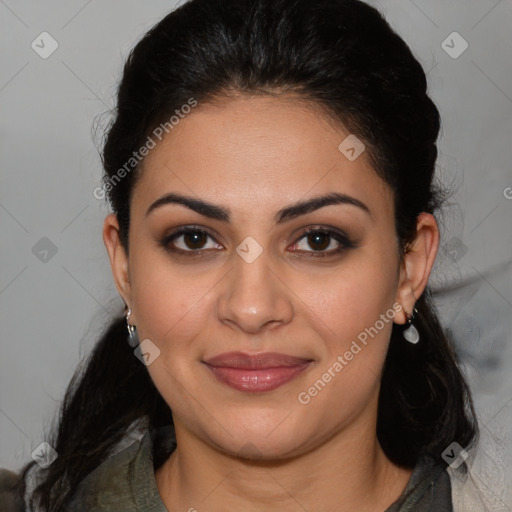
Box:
[204,363,311,392]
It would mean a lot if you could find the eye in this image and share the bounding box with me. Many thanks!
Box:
[160,227,223,255]
[289,228,355,257]
[160,225,356,258]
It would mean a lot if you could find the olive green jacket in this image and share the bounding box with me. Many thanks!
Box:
[0,432,452,511]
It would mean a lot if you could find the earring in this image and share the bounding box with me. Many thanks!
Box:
[126,308,140,348]
[402,307,419,344]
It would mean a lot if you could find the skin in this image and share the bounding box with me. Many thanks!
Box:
[103,93,439,511]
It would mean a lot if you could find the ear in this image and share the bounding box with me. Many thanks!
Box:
[394,212,439,325]
[103,213,132,307]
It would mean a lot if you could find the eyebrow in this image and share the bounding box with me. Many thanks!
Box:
[146,191,371,223]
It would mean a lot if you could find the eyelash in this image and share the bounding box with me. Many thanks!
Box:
[159,225,357,258]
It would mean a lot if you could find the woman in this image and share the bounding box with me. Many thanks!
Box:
[2,0,478,510]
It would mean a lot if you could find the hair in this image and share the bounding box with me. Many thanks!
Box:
[15,0,478,510]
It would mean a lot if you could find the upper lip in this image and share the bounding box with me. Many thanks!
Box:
[203,351,313,369]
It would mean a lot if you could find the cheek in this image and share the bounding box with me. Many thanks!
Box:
[295,286,396,428]
[128,249,215,350]
[293,247,399,408]
[128,260,213,412]
[299,250,398,343]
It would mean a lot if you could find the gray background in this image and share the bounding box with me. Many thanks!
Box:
[1,0,511,508]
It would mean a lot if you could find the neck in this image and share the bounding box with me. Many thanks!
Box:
[155,415,412,512]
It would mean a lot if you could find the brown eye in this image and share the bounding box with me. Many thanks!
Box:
[182,231,208,250]
[160,227,223,255]
[289,228,356,256]
[306,231,330,251]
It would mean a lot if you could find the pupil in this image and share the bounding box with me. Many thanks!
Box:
[185,232,207,249]
[308,232,329,250]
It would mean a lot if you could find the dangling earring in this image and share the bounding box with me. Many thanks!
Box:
[126,308,140,348]
[402,306,419,344]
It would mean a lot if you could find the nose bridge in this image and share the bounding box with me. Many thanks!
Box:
[216,237,293,333]
[234,241,272,293]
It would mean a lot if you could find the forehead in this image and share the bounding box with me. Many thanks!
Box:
[132,94,392,218]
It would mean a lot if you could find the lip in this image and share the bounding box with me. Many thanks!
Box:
[203,352,313,392]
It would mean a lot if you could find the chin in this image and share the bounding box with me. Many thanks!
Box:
[204,419,315,461]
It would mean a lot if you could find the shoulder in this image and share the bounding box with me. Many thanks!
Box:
[386,455,453,511]
[449,426,512,512]
[67,437,143,511]
[0,468,24,512]
[68,432,167,512]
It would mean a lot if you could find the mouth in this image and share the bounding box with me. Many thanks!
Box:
[202,352,314,392]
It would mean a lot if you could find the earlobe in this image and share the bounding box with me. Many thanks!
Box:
[102,213,131,305]
[394,212,439,325]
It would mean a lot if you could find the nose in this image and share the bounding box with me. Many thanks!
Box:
[216,245,294,335]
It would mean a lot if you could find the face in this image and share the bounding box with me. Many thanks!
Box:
[105,94,433,460]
